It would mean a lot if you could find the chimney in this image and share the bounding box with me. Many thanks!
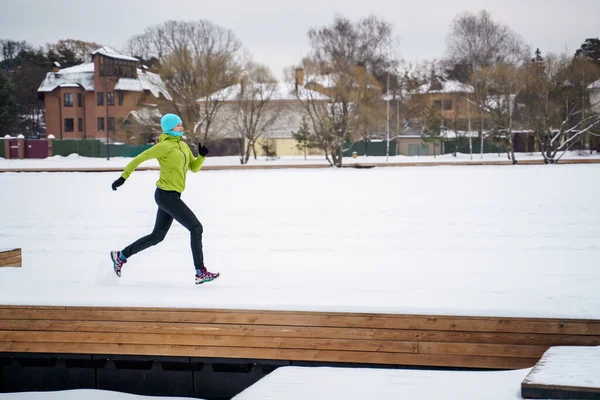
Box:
[356,62,366,87]
[240,76,247,97]
[294,68,304,91]
[52,61,61,73]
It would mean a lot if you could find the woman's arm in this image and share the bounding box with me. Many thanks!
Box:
[188,144,206,173]
[121,141,169,179]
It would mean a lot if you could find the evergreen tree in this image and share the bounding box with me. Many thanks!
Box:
[532,48,544,63]
[292,117,311,160]
[575,38,600,64]
[421,106,443,157]
[0,69,18,136]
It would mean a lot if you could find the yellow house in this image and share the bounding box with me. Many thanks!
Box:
[411,76,476,133]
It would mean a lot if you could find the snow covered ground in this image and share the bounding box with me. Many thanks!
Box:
[234,366,532,400]
[0,390,197,400]
[0,163,599,318]
[0,150,599,170]
[0,367,532,400]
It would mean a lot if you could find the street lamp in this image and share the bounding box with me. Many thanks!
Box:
[105,78,112,160]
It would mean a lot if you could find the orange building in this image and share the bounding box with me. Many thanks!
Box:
[38,47,171,141]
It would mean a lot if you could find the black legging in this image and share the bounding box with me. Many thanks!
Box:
[122,188,204,269]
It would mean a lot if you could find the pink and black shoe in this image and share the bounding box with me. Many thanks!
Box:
[195,268,220,285]
[110,250,127,277]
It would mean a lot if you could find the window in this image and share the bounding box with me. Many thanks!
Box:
[64,93,73,107]
[77,93,83,107]
[78,118,83,132]
[118,91,124,106]
[99,56,137,78]
[107,92,114,106]
[98,117,105,131]
[97,92,104,106]
[108,117,115,131]
[433,100,442,109]
[64,118,74,132]
[443,99,453,110]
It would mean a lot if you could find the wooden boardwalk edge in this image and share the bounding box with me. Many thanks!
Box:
[0,305,598,370]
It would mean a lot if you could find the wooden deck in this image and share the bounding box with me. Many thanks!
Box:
[1,306,599,370]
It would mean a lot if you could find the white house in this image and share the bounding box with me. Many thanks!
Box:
[198,81,330,157]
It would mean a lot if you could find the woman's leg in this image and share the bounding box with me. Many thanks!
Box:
[121,189,174,258]
[153,189,205,270]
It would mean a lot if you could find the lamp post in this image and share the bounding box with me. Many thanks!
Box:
[105,78,111,160]
[386,73,390,162]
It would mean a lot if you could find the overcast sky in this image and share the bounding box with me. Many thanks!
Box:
[1,0,598,78]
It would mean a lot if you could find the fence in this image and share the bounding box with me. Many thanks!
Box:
[1,138,246,159]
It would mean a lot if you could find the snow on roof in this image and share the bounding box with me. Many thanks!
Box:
[91,46,139,62]
[200,82,329,102]
[417,78,474,94]
[484,94,517,115]
[39,62,171,100]
[308,72,379,90]
[38,63,95,92]
[115,70,172,101]
[588,79,600,90]
[124,106,163,126]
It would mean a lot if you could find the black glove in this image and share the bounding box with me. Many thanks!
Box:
[198,143,209,157]
[112,176,126,191]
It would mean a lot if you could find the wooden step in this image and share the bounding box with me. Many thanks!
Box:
[522,346,600,399]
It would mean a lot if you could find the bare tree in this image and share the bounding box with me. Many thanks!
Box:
[125,20,245,142]
[291,15,399,166]
[528,54,600,162]
[446,10,530,76]
[539,110,600,163]
[232,63,284,164]
[46,39,104,64]
[473,64,522,163]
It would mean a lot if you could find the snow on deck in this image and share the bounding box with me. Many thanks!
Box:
[0,164,599,318]
[523,346,600,390]
[233,366,531,400]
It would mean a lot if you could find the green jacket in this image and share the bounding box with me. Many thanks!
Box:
[121,134,206,193]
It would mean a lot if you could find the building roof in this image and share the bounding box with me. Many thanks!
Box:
[91,46,139,62]
[38,60,171,100]
[124,106,163,126]
[199,81,329,103]
[417,77,474,94]
[588,79,600,90]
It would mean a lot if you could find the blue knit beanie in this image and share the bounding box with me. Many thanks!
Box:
[160,114,183,137]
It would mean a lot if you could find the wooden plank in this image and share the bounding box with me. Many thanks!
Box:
[0,249,21,267]
[419,342,548,359]
[0,341,538,369]
[1,320,598,346]
[0,249,21,259]
[1,307,598,335]
[0,331,418,354]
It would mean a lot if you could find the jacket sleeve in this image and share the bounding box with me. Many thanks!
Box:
[188,145,206,173]
[121,142,169,179]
